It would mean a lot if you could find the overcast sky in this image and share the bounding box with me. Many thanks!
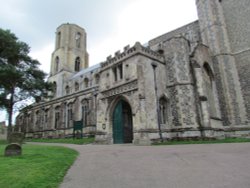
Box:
[0,0,198,123]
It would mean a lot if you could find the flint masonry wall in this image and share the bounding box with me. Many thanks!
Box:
[220,0,250,122]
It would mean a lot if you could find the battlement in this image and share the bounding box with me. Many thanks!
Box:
[101,42,164,69]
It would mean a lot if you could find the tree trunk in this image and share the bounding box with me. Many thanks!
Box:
[7,89,14,138]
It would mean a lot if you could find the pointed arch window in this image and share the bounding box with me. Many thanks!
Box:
[67,103,73,128]
[81,99,89,127]
[52,82,57,97]
[55,56,59,72]
[75,57,81,72]
[75,32,81,48]
[55,106,60,129]
[57,32,61,48]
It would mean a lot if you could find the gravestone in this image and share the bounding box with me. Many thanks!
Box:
[5,143,22,156]
[5,132,24,157]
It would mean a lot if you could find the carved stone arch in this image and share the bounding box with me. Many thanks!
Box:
[107,95,133,144]
[106,95,134,121]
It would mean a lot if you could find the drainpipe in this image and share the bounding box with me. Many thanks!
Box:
[151,62,163,142]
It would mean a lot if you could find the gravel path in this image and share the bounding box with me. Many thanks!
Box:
[28,142,250,188]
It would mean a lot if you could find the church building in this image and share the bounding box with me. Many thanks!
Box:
[16,0,250,144]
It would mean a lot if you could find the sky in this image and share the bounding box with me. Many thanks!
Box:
[0,0,198,123]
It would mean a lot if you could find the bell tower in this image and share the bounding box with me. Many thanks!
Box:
[48,23,89,98]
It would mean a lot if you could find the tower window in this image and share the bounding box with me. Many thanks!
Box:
[75,32,81,48]
[55,56,59,72]
[57,32,61,48]
[52,82,57,97]
[75,57,81,72]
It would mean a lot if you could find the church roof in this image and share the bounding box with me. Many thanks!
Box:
[70,63,101,80]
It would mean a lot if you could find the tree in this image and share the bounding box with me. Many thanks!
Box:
[0,28,51,135]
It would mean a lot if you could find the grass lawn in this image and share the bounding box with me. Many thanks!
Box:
[153,137,250,145]
[26,137,95,145]
[0,142,78,188]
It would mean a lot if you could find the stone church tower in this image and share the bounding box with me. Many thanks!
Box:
[48,23,89,98]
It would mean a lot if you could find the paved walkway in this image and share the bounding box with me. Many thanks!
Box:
[29,142,250,188]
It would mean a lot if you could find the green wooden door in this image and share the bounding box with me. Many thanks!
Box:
[113,101,124,144]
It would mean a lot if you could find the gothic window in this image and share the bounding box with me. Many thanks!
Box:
[81,100,89,126]
[65,85,70,95]
[159,97,169,124]
[67,103,73,128]
[75,82,79,91]
[75,57,81,72]
[84,78,89,88]
[75,32,81,48]
[57,32,61,48]
[55,107,60,129]
[52,82,57,97]
[203,63,216,117]
[55,56,59,72]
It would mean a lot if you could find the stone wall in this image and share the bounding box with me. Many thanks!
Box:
[220,0,250,122]
[196,0,248,126]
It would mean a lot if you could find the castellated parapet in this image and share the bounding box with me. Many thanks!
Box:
[101,42,164,70]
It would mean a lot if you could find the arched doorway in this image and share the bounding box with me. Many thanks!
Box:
[112,100,133,144]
